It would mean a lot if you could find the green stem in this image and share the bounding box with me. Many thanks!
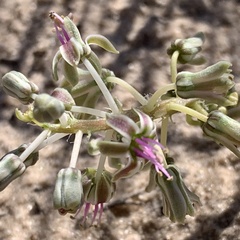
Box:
[69,130,83,168]
[145,83,175,112]
[83,58,119,113]
[95,130,113,181]
[106,77,148,105]
[171,50,179,83]
[167,102,208,122]
[160,116,169,147]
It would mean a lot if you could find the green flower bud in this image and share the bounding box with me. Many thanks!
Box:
[3,144,39,168]
[156,165,200,223]
[51,88,75,111]
[202,110,240,158]
[2,71,39,104]
[53,168,83,215]
[0,154,26,191]
[82,168,116,205]
[167,32,205,65]
[33,93,65,123]
[176,61,237,106]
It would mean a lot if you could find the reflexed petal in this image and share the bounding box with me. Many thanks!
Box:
[106,114,139,140]
[86,34,119,54]
[134,109,155,135]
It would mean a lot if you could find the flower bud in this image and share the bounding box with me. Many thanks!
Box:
[167,32,205,64]
[33,93,65,123]
[51,88,75,111]
[156,165,200,223]
[3,144,39,168]
[2,71,39,104]
[53,168,83,215]
[202,110,240,158]
[82,168,116,205]
[0,153,26,191]
[176,61,237,106]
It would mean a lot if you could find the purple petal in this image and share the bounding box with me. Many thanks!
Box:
[106,114,139,139]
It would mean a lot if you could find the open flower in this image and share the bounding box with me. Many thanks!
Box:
[73,168,116,226]
[49,11,82,67]
[98,109,171,180]
[147,164,201,223]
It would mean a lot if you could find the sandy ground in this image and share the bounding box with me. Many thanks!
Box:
[0,0,240,239]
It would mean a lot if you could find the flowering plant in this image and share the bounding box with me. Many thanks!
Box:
[1,12,240,226]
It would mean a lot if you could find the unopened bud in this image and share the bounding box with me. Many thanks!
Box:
[3,144,39,168]
[53,168,83,215]
[0,154,26,191]
[51,88,75,110]
[176,61,237,106]
[202,110,240,158]
[33,93,65,123]
[167,32,205,65]
[2,71,39,104]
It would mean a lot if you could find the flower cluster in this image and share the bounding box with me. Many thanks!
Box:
[1,11,240,227]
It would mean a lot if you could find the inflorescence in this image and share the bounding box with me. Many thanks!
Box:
[1,11,240,226]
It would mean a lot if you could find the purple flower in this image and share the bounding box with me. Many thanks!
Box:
[50,11,80,66]
[99,109,171,180]
[73,168,115,226]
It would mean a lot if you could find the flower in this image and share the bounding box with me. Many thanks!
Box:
[176,61,238,106]
[167,32,205,65]
[2,71,39,105]
[33,93,65,123]
[49,11,81,66]
[73,168,116,226]
[153,164,201,223]
[0,153,26,191]
[98,109,171,180]
[53,168,84,215]
[202,110,240,158]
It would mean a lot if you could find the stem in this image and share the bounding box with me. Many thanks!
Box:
[19,129,50,161]
[170,51,179,83]
[69,130,83,168]
[145,83,175,112]
[36,133,69,151]
[167,102,208,122]
[106,77,148,106]
[95,130,113,181]
[83,58,119,113]
[160,116,169,147]
[71,106,107,118]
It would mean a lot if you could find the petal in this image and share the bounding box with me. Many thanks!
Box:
[133,109,155,135]
[85,34,119,54]
[106,114,139,139]
[98,141,129,157]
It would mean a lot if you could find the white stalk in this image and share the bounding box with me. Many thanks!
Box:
[19,129,50,161]
[71,106,107,118]
[36,133,69,151]
[83,58,119,113]
[69,130,83,168]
